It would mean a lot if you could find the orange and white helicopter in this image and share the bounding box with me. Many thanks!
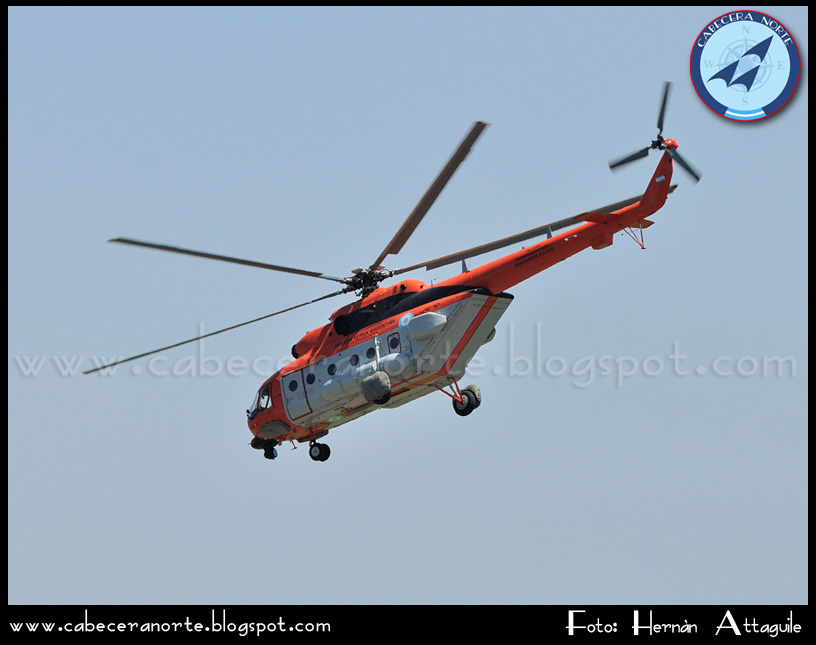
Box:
[86,82,699,463]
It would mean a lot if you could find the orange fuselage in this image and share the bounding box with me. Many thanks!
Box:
[248,152,674,443]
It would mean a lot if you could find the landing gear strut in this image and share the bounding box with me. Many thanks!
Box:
[309,442,331,462]
[436,380,482,416]
[453,384,481,416]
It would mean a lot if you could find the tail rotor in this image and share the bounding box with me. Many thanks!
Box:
[609,82,702,183]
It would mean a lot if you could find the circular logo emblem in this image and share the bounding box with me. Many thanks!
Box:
[690,11,800,121]
[398,312,413,329]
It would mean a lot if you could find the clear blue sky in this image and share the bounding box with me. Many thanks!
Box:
[8,6,808,604]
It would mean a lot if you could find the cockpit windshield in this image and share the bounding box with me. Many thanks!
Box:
[248,385,272,418]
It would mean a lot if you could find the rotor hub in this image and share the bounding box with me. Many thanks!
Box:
[345,268,394,296]
[651,134,679,151]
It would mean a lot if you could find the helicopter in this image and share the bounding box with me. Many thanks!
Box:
[85,82,700,463]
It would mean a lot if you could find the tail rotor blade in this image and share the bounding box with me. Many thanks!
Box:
[668,149,702,183]
[657,81,671,133]
[609,147,650,170]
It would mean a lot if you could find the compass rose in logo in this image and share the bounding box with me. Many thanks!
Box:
[691,11,800,121]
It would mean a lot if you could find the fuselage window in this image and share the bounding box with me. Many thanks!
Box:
[366,346,376,360]
[288,380,298,392]
[258,386,271,410]
[350,354,359,367]
[327,363,336,376]
[389,335,399,350]
[306,373,316,385]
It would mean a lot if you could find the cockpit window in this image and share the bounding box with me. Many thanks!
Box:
[248,385,272,419]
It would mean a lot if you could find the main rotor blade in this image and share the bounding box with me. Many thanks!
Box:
[667,149,702,183]
[609,147,650,170]
[657,81,671,133]
[369,121,488,270]
[109,237,349,284]
[82,288,349,375]
[392,187,676,275]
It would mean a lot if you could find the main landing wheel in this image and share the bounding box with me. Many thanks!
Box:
[309,442,331,462]
[263,444,278,460]
[453,386,480,417]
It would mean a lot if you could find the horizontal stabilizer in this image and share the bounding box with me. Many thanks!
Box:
[577,212,612,225]
[577,214,655,228]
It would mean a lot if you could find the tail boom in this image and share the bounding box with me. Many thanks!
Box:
[439,153,675,294]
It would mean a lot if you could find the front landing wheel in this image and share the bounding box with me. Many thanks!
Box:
[309,442,331,462]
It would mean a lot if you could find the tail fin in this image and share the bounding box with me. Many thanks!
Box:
[639,151,675,213]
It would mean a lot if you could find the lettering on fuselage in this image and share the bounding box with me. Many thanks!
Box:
[513,244,555,268]
[354,300,446,342]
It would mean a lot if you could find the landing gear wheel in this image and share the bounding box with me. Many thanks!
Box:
[463,384,481,408]
[309,442,331,462]
[453,389,478,416]
[263,445,278,460]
